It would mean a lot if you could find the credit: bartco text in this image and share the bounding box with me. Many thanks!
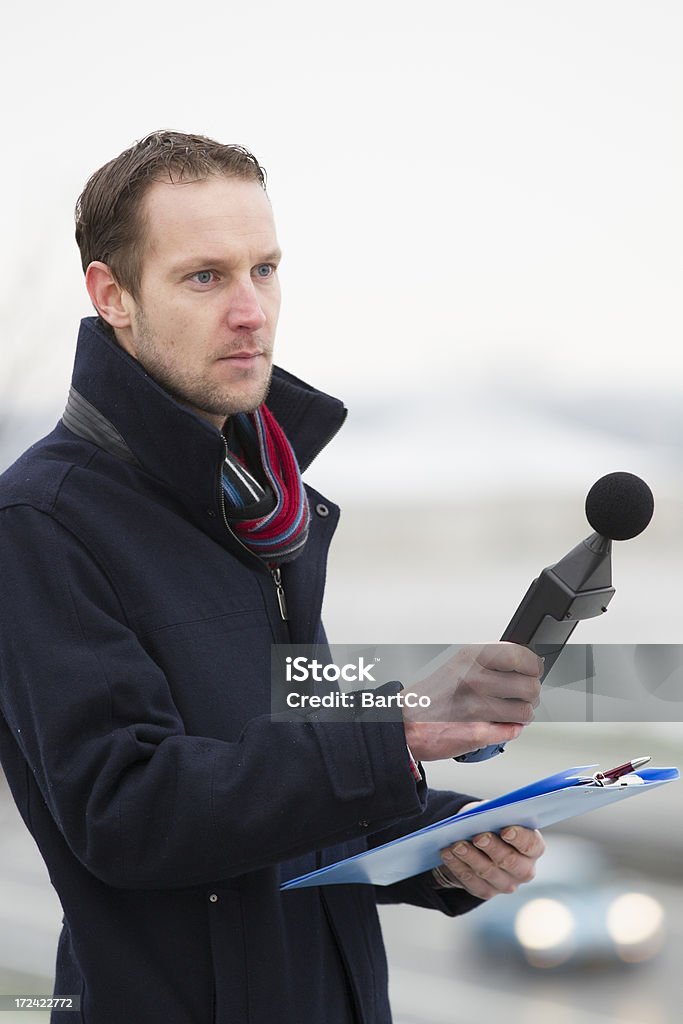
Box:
[285,691,431,709]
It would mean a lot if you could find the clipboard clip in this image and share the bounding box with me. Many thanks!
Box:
[592,756,651,787]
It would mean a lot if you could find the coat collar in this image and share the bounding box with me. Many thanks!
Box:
[64,317,347,512]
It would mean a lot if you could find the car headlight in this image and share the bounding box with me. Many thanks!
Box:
[606,893,665,961]
[514,898,576,965]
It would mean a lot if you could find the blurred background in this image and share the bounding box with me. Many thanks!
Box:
[1,0,681,1021]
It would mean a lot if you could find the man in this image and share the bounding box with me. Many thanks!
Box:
[0,131,544,1023]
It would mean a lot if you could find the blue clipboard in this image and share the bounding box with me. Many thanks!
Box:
[281,764,679,890]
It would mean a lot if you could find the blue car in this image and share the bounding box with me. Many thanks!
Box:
[468,835,665,969]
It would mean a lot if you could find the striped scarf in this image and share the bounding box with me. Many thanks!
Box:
[221,405,310,565]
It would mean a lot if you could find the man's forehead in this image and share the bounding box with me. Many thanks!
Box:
[141,176,276,254]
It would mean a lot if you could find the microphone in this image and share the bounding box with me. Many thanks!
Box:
[455,472,654,763]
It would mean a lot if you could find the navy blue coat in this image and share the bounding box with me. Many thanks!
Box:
[0,317,480,1023]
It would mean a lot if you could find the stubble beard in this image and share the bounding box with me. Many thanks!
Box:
[132,307,274,419]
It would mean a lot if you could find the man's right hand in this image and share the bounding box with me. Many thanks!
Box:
[400,643,543,761]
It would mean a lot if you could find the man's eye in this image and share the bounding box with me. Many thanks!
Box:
[192,271,214,285]
[254,263,274,279]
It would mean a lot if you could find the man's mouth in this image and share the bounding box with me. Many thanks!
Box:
[219,351,263,363]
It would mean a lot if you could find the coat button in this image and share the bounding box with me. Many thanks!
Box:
[358,819,370,829]
[209,893,219,903]
[315,503,329,518]
[206,509,216,518]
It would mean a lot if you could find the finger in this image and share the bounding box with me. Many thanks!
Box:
[471,833,539,883]
[476,643,545,678]
[438,848,502,900]
[443,832,540,887]
[484,697,537,725]
[500,826,546,859]
[448,681,540,724]
[470,668,543,704]
[441,840,521,893]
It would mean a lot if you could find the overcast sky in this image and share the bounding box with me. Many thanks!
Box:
[1,1,681,499]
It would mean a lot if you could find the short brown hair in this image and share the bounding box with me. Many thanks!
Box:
[75,129,267,300]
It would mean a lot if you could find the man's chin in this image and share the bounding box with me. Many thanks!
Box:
[213,380,273,418]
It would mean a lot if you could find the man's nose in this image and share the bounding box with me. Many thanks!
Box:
[225,279,267,332]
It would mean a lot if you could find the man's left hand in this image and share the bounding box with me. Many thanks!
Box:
[438,818,545,900]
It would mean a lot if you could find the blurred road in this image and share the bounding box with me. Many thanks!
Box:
[382,876,682,1024]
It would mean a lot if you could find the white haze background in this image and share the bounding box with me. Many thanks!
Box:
[2,0,680,634]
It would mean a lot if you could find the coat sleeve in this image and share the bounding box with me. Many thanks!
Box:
[370,785,485,916]
[0,505,428,890]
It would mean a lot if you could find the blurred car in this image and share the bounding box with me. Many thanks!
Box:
[468,834,665,969]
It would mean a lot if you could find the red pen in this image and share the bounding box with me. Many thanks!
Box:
[593,756,651,786]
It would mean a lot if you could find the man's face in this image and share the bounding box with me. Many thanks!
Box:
[117,175,281,427]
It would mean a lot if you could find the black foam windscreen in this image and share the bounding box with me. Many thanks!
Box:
[585,472,654,541]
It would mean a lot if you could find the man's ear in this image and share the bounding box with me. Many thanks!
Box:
[85,262,134,329]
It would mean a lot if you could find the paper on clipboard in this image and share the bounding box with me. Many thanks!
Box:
[281,764,679,890]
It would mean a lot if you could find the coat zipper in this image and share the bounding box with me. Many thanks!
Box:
[217,437,289,622]
[270,566,288,621]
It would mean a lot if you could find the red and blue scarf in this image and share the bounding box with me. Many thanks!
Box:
[221,405,310,565]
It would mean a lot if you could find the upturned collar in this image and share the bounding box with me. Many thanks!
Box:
[62,317,347,514]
